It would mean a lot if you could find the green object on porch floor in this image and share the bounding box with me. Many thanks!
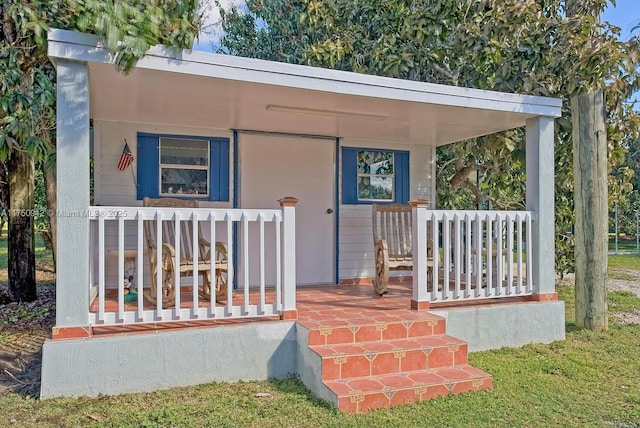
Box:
[124,291,137,302]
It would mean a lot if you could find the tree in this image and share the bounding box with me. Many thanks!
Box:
[0,0,203,302]
[217,0,639,289]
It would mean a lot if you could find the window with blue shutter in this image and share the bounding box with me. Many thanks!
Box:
[137,133,230,201]
[342,147,409,204]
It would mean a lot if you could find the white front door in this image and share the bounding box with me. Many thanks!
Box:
[239,133,335,285]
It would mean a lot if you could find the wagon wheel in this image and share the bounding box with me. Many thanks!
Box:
[214,265,228,301]
[200,242,231,301]
[373,240,389,295]
[145,248,177,307]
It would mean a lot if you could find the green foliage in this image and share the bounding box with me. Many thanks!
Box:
[610,192,640,237]
[0,303,51,325]
[218,0,640,275]
[609,107,640,237]
[33,164,48,232]
[0,0,202,294]
[71,0,203,72]
[0,0,203,160]
[0,41,55,162]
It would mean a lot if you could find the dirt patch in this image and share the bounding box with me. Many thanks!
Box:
[607,269,640,298]
[0,264,55,398]
[558,270,640,324]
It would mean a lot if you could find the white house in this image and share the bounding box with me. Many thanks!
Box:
[41,29,564,412]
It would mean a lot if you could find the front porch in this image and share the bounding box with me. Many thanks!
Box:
[87,278,538,336]
[42,280,564,411]
[66,203,548,334]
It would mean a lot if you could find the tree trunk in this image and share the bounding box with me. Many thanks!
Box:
[7,151,37,302]
[566,1,609,331]
[43,161,57,268]
[0,161,8,237]
[572,90,608,331]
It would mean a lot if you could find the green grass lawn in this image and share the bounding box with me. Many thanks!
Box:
[1,289,639,426]
[609,236,640,253]
[0,232,52,269]
[608,253,640,270]
[0,247,638,426]
[1,287,638,427]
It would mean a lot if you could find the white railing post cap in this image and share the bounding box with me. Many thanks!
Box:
[278,196,299,207]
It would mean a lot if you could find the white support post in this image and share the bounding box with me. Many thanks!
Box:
[526,117,557,300]
[411,199,430,310]
[53,60,92,339]
[279,196,298,320]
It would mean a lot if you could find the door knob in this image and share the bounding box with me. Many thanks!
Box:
[326,208,334,214]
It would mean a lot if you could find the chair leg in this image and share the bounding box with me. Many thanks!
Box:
[198,268,231,301]
[373,240,389,295]
[214,268,230,301]
[145,258,177,307]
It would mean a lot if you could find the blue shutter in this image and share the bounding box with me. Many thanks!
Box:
[341,147,358,204]
[342,147,409,205]
[394,150,409,204]
[210,138,230,201]
[137,134,159,199]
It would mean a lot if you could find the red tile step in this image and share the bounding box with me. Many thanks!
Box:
[310,335,468,380]
[297,310,492,412]
[324,364,492,413]
[301,314,447,346]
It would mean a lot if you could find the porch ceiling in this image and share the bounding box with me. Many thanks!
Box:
[50,29,562,146]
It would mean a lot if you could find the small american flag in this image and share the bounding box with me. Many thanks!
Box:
[117,141,134,171]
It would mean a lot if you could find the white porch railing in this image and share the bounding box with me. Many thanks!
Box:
[414,209,534,303]
[88,205,296,326]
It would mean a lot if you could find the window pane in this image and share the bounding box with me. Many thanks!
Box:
[160,138,209,166]
[161,168,208,196]
[358,176,393,201]
[357,150,393,175]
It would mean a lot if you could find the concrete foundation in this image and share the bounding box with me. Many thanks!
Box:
[431,300,565,352]
[41,301,565,398]
[41,321,296,398]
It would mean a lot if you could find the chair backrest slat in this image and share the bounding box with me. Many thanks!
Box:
[180,220,194,260]
[372,203,415,259]
[143,197,200,261]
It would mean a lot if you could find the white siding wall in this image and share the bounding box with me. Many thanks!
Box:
[92,122,436,286]
[92,121,234,288]
[93,120,234,208]
[338,139,435,280]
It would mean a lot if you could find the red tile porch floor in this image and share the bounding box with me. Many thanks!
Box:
[89,280,493,412]
[90,279,527,334]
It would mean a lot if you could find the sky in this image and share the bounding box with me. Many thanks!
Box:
[194,0,640,51]
[602,0,640,40]
[193,0,240,51]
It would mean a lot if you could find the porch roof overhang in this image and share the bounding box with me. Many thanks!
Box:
[48,29,561,146]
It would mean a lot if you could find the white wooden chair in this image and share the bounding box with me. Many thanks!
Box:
[372,203,434,295]
[143,197,229,306]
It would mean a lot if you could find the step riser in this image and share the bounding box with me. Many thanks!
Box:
[320,344,468,380]
[307,319,446,346]
[298,313,492,413]
[335,376,493,413]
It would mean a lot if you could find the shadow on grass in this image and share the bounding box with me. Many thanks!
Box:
[267,375,336,412]
[565,321,579,333]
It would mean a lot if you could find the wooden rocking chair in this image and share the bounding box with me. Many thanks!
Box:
[143,197,229,307]
[372,203,434,295]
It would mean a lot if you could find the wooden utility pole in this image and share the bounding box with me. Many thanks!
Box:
[567,1,608,330]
